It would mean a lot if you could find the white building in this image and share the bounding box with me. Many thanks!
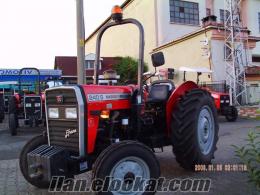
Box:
[85,0,260,89]
[156,0,260,63]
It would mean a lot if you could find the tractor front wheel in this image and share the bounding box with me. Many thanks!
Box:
[92,141,160,194]
[225,106,238,122]
[171,89,219,170]
[19,135,49,189]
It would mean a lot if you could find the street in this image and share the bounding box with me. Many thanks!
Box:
[0,117,259,195]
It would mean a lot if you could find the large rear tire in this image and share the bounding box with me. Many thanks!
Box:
[8,97,19,135]
[19,135,49,189]
[92,141,160,195]
[9,113,18,136]
[171,89,219,170]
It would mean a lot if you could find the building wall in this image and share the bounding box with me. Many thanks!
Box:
[153,31,212,85]
[212,0,225,22]
[156,0,206,46]
[85,0,260,73]
[210,40,226,81]
[247,0,260,55]
[85,0,157,69]
[210,38,253,82]
[212,0,260,57]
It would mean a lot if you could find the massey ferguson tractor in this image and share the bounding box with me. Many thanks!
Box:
[8,68,44,135]
[179,66,238,122]
[19,6,219,194]
[204,83,238,122]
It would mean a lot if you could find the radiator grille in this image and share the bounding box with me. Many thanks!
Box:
[24,96,42,119]
[46,89,79,153]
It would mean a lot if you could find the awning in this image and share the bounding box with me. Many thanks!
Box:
[179,66,213,73]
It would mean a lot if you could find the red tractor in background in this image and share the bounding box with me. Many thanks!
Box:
[201,81,238,122]
[8,68,45,135]
[180,66,238,122]
[19,6,219,194]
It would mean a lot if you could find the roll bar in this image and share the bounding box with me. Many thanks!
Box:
[18,68,41,95]
[93,18,145,102]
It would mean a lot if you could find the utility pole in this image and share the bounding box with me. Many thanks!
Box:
[76,0,86,84]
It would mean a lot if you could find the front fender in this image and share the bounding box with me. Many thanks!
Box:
[166,81,199,136]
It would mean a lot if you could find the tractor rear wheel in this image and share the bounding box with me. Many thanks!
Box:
[92,141,160,194]
[171,89,219,170]
[9,113,18,136]
[225,106,238,122]
[8,97,18,135]
[19,135,49,189]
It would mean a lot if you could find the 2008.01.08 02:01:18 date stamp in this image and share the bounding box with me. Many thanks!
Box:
[195,164,248,172]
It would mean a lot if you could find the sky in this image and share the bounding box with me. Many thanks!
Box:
[0,0,125,69]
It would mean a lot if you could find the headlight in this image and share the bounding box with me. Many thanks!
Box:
[25,103,32,107]
[35,103,41,107]
[65,108,77,119]
[226,100,230,103]
[220,100,224,103]
[48,108,59,118]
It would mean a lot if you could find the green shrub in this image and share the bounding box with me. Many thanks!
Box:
[232,131,260,190]
[113,56,148,84]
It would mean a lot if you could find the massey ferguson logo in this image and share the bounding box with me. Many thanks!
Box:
[65,129,77,138]
[56,95,63,104]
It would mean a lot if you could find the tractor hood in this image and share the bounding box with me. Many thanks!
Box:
[81,85,134,110]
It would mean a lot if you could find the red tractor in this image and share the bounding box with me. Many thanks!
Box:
[8,68,45,135]
[180,66,238,122]
[203,84,238,122]
[19,7,219,193]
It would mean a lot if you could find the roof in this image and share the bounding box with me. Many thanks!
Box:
[152,26,215,53]
[54,56,77,76]
[54,56,120,77]
[152,24,259,53]
[85,0,133,43]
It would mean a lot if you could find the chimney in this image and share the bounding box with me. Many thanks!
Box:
[201,15,217,27]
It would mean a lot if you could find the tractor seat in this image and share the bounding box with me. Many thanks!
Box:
[147,84,170,103]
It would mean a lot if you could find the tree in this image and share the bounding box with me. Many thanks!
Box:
[113,56,148,84]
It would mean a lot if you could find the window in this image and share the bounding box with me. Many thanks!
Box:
[85,60,94,69]
[206,8,211,16]
[169,0,199,25]
[258,12,260,32]
[220,9,230,23]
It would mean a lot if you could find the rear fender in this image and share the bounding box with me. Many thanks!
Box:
[211,93,221,111]
[166,81,199,136]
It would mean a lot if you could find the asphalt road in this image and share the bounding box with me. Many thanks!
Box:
[0,116,259,194]
[0,117,44,160]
